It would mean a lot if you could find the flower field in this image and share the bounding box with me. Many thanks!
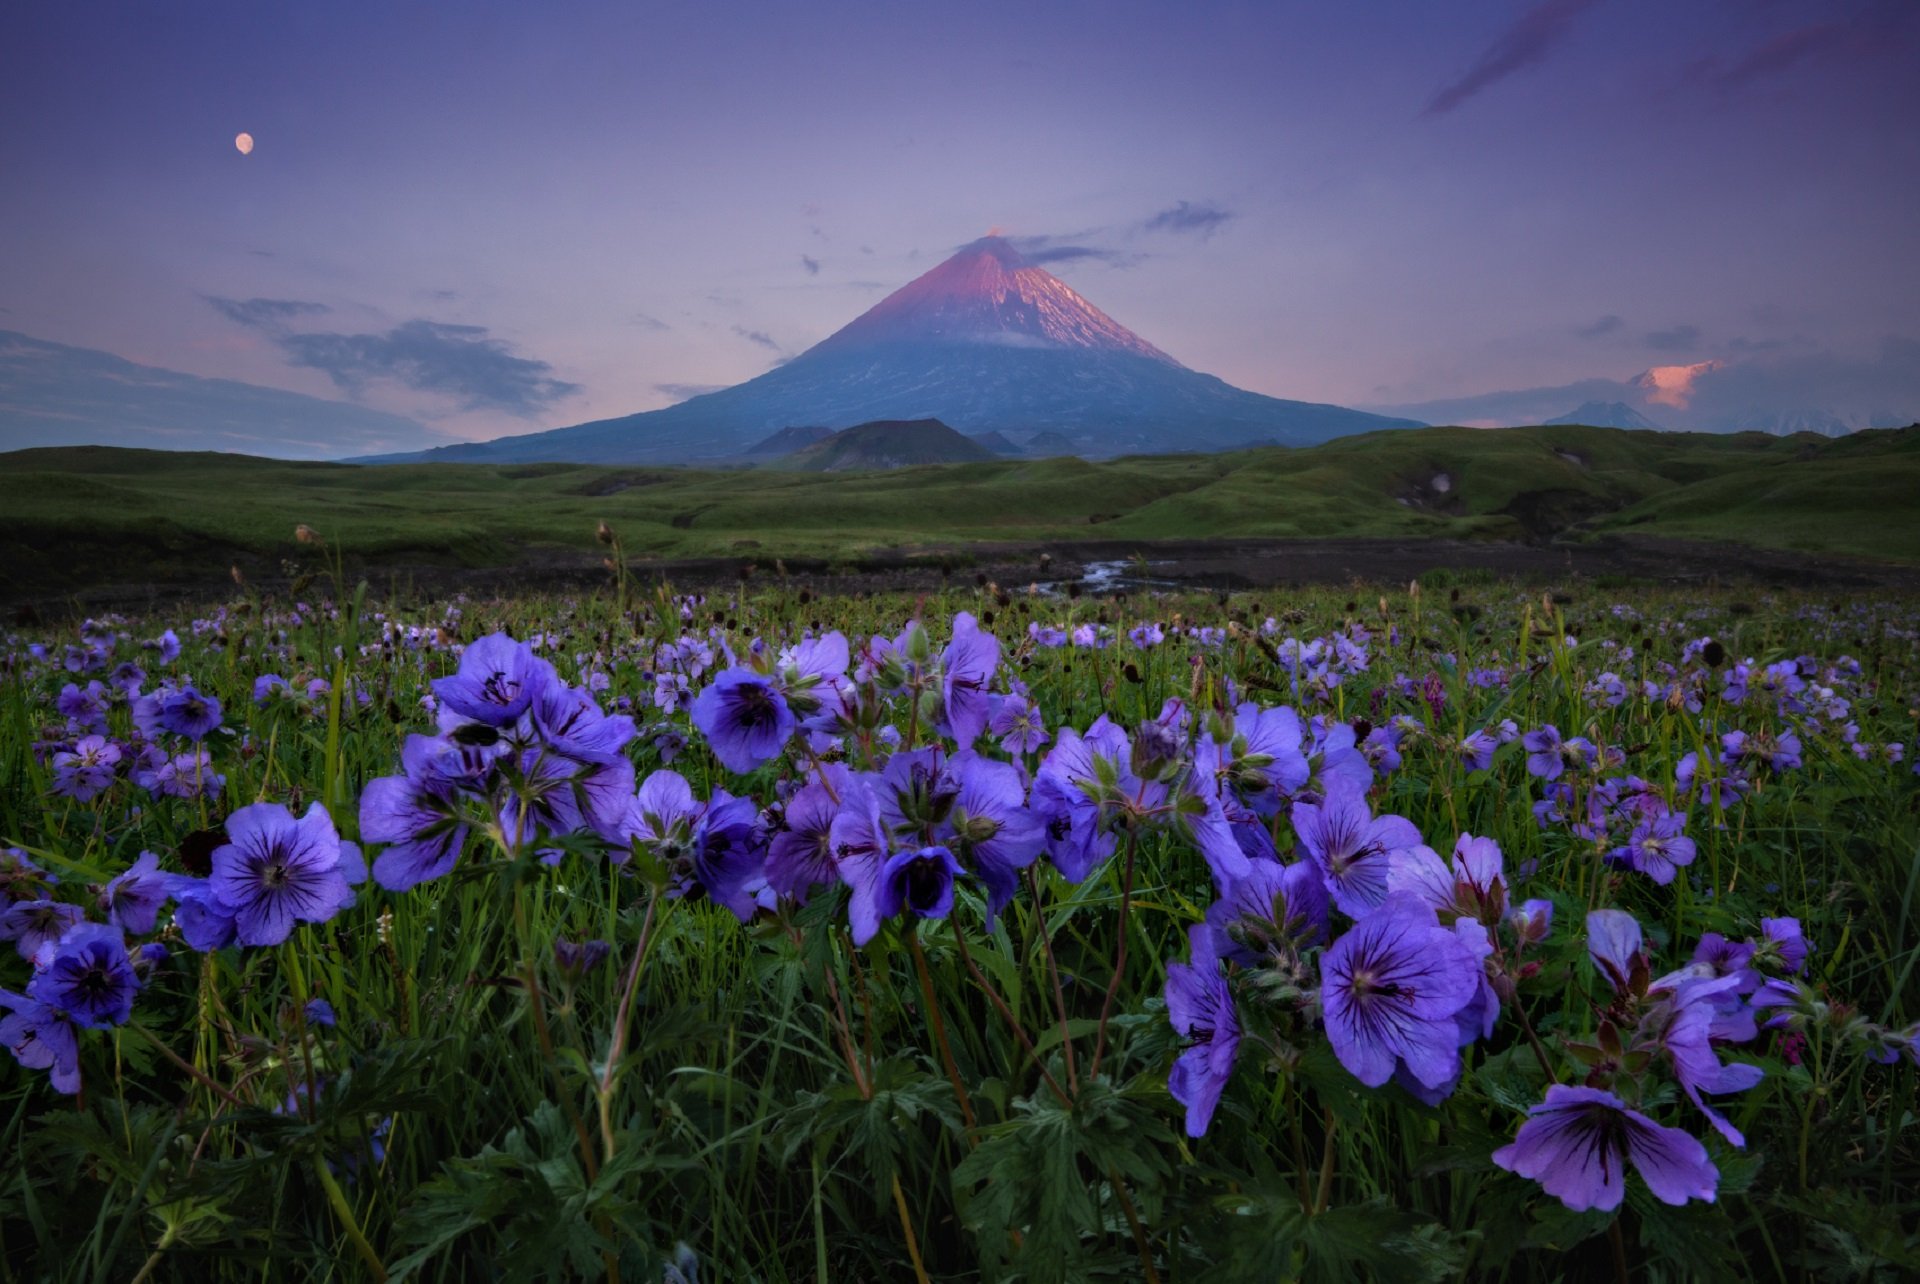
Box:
[2,567,1916,1282]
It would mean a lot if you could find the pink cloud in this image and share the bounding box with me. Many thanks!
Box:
[1635,360,1724,409]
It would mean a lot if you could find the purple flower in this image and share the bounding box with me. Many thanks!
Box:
[134,748,224,800]
[690,668,795,773]
[690,789,770,921]
[101,851,168,934]
[1319,896,1480,1092]
[1457,729,1497,773]
[988,694,1050,755]
[1165,923,1241,1137]
[1616,812,1697,886]
[2,899,86,961]
[1185,739,1256,886]
[1291,774,1423,918]
[51,735,121,801]
[829,778,894,945]
[27,922,139,1028]
[56,682,110,733]
[1204,858,1330,965]
[1492,1085,1718,1212]
[945,753,1043,924]
[1587,909,1646,995]
[1523,724,1594,781]
[0,990,81,1093]
[495,745,635,849]
[873,845,963,925]
[553,938,611,981]
[304,998,338,1027]
[208,802,351,946]
[362,736,474,892]
[941,612,999,747]
[766,765,853,901]
[532,681,637,764]
[165,876,238,951]
[1032,722,1127,882]
[777,631,852,733]
[140,685,224,741]
[432,632,550,727]
[1652,974,1766,1144]
[1758,917,1809,974]
[1508,898,1554,945]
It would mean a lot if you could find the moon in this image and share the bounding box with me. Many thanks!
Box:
[235,132,254,155]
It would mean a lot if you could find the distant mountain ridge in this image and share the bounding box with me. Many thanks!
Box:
[0,329,437,458]
[363,236,1418,465]
[1547,401,1664,430]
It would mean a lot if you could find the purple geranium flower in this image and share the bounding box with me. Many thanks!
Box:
[1292,774,1423,918]
[51,735,121,801]
[1758,917,1809,974]
[1320,896,1480,1093]
[988,694,1050,755]
[1610,812,1696,886]
[690,668,795,773]
[690,789,770,921]
[941,612,998,747]
[1204,857,1329,965]
[766,765,853,902]
[1492,1084,1718,1212]
[1032,721,1128,882]
[872,845,964,926]
[432,632,550,727]
[208,802,350,946]
[1587,908,1648,995]
[945,753,1043,924]
[27,922,139,1028]
[1165,923,1241,1137]
[101,851,169,934]
[362,735,474,892]
[165,876,239,951]
[1,899,85,962]
[531,681,637,764]
[553,938,611,981]
[0,990,82,1093]
[1508,898,1554,945]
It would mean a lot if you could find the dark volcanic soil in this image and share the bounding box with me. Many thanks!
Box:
[13,534,1918,622]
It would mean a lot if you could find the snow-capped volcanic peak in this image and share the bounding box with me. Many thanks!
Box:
[813,236,1183,367]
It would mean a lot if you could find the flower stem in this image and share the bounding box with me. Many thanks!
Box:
[908,929,978,1133]
[314,1153,387,1282]
[1089,828,1139,1081]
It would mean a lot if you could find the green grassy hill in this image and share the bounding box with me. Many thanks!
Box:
[2,424,1915,596]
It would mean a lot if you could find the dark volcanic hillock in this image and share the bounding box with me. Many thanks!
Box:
[744,425,834,457]
[779,418,996,472]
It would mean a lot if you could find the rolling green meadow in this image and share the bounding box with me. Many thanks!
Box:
[4,424,1918,602]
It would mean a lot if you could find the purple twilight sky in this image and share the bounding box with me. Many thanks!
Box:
[3,0,1917,452]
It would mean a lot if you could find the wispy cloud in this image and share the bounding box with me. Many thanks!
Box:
[1143,201,1233,238]
[1690,23,1842,92]
[210,298,578,416]
[732,325,781,352]
[801,254,821,276]
[1575,314,1624,339]
[629,312,671,332]
[1424,0,1603,117]
[205,296,330,331]
[1644,323,1702,353]
[653,382,726,402]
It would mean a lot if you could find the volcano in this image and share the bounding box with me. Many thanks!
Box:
[370,237,1417,464]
